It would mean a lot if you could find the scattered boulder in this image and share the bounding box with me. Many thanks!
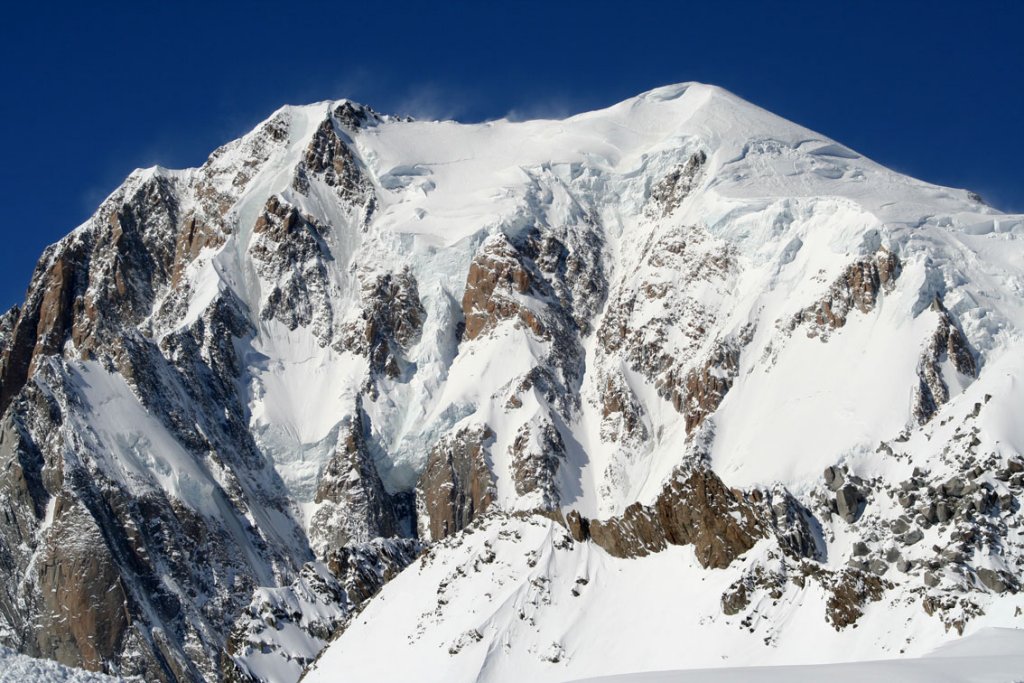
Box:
[900,529,924,546]
[836,485,864,523]
[976,568,1011,594]
[824,466,846,492]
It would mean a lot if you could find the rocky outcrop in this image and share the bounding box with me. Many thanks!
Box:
[311,402,400,557]
[170,214,223,287]
[462,221,603,418]
[33,495,130,671]
[822,568,889,630]
[599,372,648,446]
[790,249,901,336]
[324,537,422,606]
[508,419,564,511]
[565,463,824,571]
[195,111,289,220]
[597,223,735,421]
[226,538,419,683]
[913,300,977,424]
[0,279,315,682]
[0,173,186,414]
[581,466,766,569]
[461,233,542,342]
[292,110,373,210]
[340,269,425,379]
[249,195,335,343]
[416,426,496,541]
[649,150,707,215]
[680,330,750,433]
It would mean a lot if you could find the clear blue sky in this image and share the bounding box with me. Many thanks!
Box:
[1,1,1021,309]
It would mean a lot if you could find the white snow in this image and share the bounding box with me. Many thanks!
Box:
[567,627,1024,682]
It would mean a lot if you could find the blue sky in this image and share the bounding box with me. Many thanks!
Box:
[1,0,1021,309]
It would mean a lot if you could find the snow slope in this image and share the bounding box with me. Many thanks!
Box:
[303,515,1024,683]
[568,628,1024,683]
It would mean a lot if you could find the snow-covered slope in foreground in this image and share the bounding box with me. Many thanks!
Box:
[568,628,1024,683]
[0,82,1023,681]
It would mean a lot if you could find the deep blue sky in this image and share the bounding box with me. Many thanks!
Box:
[1,1,1022,309]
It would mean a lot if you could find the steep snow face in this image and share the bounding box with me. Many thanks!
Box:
[2,82,1024,681]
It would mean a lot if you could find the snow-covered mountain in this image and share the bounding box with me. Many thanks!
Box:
[0,82,1021,682]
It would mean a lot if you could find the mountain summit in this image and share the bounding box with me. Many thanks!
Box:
[0,83,1021,682]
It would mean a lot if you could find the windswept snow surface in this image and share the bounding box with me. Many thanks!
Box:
[567,628,1024,683]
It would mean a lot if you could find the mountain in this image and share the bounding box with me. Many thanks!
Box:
[0,82,1022,682]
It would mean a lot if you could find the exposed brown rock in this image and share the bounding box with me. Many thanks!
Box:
[721,565,785,616]
[587,466,765,569]
[597,223,736,422]
[416,426,496,540]
[791,249,901,335]
[293,115,371,207]
[325,538,422,605]
[679,332,748,433]
[461,233,541,341]
[249,195,335,342]
[0,243,86,413]
[823,568,888,630]
[599,373,648,445]
[35,494,130,671]
[0,173,190,413]
[171,214,223,287]
[224,538,420,682]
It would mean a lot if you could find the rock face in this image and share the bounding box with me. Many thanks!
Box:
[649,150,707,215]
[310,402,401,557]
[225,537,420,683]
[250,196,335,342]
[584,466,766,568]
[461,233,538,342]
[508,419,564,511]
[2,83,1024,682]
[416,426,496,541]
[913,300,977,424]
[292,105,375,210]
[597,220,736,421]
[681,331,750,433]
[341,268,425,379]
[34,496,130,670]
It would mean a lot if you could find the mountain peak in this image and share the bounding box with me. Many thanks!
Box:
[0,83,1022,682]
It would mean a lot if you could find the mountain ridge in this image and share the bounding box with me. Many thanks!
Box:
[0,82,1021,682]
